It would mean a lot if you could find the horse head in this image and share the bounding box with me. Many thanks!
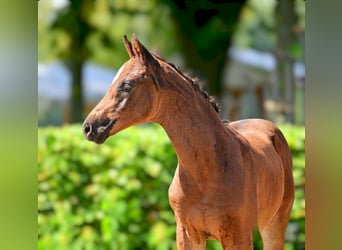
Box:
[82,35,162,144]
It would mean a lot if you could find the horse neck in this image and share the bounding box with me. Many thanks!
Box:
[152,71,238,185]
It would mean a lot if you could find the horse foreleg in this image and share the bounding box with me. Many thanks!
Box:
[174,217,206,250]
[218,215,254,250]
[220,232,253,250]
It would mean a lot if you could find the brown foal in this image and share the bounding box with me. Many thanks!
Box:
[83,35,294,250]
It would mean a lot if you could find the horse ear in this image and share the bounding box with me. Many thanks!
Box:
[123,35,135,58]
[130,34,163,87]
[131,34,156,64]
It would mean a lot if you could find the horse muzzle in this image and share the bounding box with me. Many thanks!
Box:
[82,118,117,144]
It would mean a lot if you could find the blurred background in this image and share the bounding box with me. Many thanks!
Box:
[38,0,305,249]
[38,0,305,126]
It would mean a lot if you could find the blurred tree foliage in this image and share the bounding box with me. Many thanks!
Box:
[38,0,179,66]
[162,0,247,95]
[38,124,305,249]
[38,0,181,123]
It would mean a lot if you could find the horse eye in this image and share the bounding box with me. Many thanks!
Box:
[121,81,132,92]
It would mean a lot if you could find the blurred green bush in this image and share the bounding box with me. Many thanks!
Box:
[38,123,304,250]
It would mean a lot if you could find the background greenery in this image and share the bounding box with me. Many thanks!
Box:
[38,123,304,250]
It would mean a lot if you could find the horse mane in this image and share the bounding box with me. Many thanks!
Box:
[153,54,223,118]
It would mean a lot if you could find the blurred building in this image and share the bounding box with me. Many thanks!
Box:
[222,47,305,123]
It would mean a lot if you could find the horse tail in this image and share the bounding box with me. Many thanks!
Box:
[272,128,295,213]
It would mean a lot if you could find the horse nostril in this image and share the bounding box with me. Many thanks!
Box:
[83,121,93,138]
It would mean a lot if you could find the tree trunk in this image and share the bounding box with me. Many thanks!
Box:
[69,59,84,123]
[177,35,228,97]
[275,0,297,123]
[53,0,89,124]
[165,1,246,98]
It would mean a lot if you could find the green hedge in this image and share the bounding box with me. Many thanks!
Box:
[38,123,305,250]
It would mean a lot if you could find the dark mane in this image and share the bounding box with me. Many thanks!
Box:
[153,54,222,117]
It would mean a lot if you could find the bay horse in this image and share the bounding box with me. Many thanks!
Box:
[82,35,294,250]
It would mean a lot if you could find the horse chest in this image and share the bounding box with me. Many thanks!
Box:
[169,191,240,241]
[169,176,240,236]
